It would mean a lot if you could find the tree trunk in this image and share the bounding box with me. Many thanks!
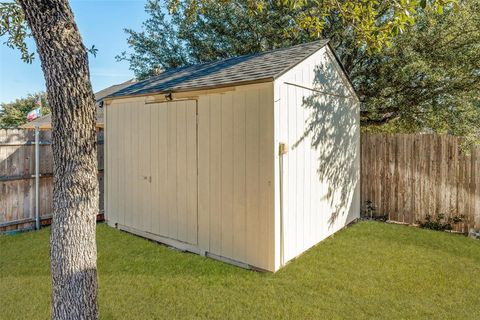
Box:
[18,1,99,319]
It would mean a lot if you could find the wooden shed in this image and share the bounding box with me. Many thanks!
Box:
[103,40,360,272]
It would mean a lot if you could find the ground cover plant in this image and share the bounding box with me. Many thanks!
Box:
[1,221,479,319]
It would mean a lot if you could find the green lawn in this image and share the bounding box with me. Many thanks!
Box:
[1,222,479,319]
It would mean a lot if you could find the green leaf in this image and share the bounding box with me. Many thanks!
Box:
[88,45,98,57]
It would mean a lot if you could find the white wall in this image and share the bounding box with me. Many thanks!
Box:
[197,83,275,271]
[105,45,359,272]
[105,99,198,245]
[273,45,360,270]
[106,83,276,271]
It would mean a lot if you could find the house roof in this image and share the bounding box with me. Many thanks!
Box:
[94,79,137,102]
[20,107,106,130]
[21,79,136,129]
[108,39,330,99]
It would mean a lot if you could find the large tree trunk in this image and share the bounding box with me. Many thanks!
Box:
[18,1,99,319]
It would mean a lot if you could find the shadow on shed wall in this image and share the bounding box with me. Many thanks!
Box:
[296,63,359,227]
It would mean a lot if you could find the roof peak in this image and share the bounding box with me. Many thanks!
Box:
[109,39,330,99]
[168,38,330,71]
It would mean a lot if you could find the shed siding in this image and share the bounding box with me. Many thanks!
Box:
[106,99,198,244]
[105,44,358,272]
[274,46,360,269]
[197,83,275,271]
[106,83,275,271]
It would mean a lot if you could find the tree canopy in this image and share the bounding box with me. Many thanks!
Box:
[119,0,479,143]
[356,0,480,143]
[118,0,457,77]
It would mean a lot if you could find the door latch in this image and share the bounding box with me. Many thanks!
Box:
[279,142,288,155]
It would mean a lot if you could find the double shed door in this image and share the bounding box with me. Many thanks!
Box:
[112,100,198,245]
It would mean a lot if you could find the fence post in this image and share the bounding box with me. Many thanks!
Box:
[35,126,40,230]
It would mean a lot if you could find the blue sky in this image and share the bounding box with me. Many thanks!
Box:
[0,0,149,104]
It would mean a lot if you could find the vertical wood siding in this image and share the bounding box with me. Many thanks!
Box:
[197,83,275,271]
[106,100,198,244]
[274,46,361,268]
[361,134,480,231]
[106,85,275,270]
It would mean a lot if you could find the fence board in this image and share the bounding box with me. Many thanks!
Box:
[3,130,478,232]
[0,129,104,231]
[361,134,480,231]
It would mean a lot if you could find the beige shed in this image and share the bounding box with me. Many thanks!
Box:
[104,40,360,272]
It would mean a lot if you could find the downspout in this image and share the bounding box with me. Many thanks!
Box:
[279,142,288,267]
[34,125,40,230]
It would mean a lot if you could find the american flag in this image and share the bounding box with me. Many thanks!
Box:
[26,95,44,121]
[27,107,42,122]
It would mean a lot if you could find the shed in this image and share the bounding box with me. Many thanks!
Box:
[104,39,360,272]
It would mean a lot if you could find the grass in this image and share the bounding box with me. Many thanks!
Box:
[1,221,479,319]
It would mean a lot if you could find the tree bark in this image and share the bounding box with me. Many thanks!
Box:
[18,1,99,319]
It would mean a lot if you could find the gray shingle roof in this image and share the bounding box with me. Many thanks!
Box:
[109,39,330,99]
[94,79,137,102]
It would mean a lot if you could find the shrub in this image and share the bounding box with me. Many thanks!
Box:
[361,200,388,221]
[418,214,465,231]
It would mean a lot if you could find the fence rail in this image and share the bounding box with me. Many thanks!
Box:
[0,129,104,232]
[361,134,480,231]
[3,130,479,233]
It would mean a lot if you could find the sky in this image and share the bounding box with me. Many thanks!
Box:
[0,0,149,104]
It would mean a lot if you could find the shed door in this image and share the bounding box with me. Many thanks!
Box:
[149,100,198,245]
[120,102,151,232]
[106,102,150,231]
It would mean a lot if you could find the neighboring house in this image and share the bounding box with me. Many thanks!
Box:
[103,39,360,272]
[21,79,136,129]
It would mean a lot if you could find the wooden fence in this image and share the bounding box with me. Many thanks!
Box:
[3,131,479,233]
[361,134,480,231]
[0,129,104,232]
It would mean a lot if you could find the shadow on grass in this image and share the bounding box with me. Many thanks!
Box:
[2,221,480,319]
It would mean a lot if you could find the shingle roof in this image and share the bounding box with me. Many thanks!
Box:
[109,39,330,99]
[94,79,137,102]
